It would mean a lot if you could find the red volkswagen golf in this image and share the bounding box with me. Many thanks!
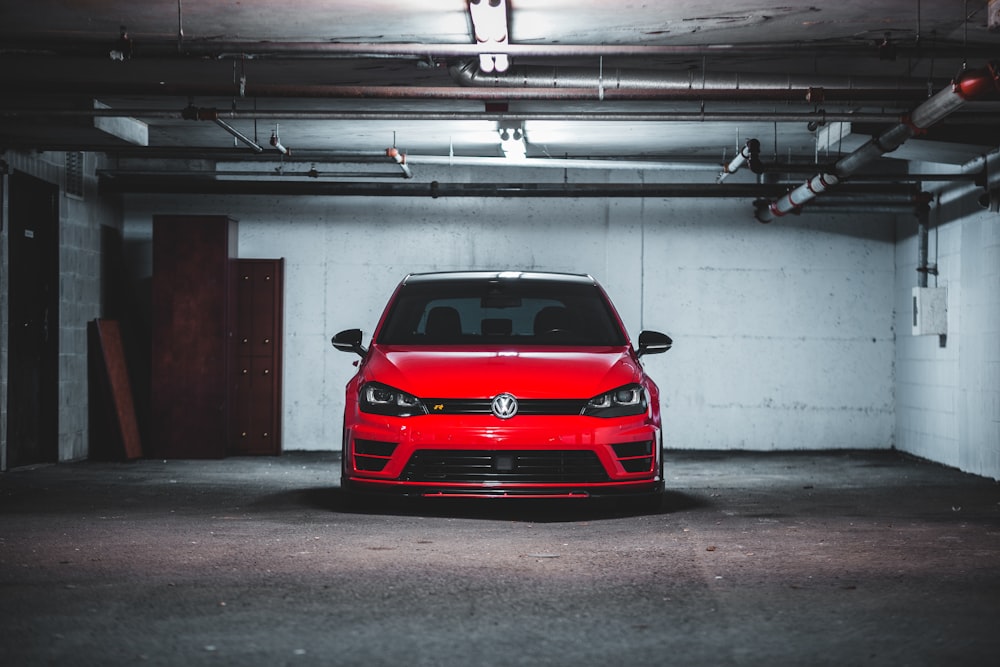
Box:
[332,271,672,503]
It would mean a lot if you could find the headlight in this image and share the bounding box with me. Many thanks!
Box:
[359,382,428,417]
[582,383,647,418]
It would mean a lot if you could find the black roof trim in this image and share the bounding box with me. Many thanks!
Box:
[401,270,597,285]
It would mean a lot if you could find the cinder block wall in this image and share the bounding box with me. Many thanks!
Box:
[61,158,118,460]
[895,196,1000,480]
[123,170,897,456]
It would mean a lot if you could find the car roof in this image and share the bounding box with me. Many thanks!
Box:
[400,271,598,286]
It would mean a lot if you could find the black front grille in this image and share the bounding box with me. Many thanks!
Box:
[423,399,587,415]
[401,450,609,483]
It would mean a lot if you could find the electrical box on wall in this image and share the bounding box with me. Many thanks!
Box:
[912,287,948,336]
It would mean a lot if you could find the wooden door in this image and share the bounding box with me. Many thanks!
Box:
[230,259,283,455]
[150,215,236,459]
[6,171,59,468]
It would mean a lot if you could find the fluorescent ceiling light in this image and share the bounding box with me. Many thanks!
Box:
[499,127,526,160]
[469,0,510,73]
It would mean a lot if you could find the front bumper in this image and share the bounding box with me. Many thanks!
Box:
[342,414,663,498]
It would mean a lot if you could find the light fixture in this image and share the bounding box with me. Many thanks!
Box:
[109,25,132,61]
[469,0,510,74]
[498,125,526,160]
[270,124,290,155]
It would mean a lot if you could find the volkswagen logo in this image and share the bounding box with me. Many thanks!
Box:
[491,393,519,419]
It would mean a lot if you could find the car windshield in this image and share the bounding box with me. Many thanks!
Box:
[376,278,627,346]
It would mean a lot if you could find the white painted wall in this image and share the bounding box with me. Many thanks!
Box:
[643,203,895,451]
[123,168,897,455]
[895,197,1000,480]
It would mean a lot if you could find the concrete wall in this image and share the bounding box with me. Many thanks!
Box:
[0,151,118,466]
[123,170,897,455]
[2,157,993,479]
[644,203,896,451]
[895,193,1000,480]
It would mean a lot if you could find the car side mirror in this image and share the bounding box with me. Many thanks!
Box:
[637,330,672,357]
[332,328,367,358]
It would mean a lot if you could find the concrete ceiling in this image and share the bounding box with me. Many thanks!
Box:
[0,1,998,194]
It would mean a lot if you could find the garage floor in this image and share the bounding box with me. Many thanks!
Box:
[1,450,998,666]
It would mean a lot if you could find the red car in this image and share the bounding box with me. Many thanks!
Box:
[332,271,672,503]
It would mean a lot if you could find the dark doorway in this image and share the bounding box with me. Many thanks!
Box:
[6,171,59,468]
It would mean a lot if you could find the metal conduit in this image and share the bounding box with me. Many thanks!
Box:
[0,79,943,103]
[66,141,986,183]
[917,204,932,288]
[212,118,263,153]
[2,34,996,61]
[101,153,979,179]
[98,175,922,200]
[402,155,721,171]
[449,61,940,101]
[8,107,980,125]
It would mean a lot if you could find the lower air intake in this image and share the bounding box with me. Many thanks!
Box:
[401,450,609,483]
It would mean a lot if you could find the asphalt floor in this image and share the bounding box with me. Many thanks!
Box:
[1,449,998,666]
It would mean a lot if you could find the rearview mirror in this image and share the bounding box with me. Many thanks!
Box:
[637,330,672,357]
[332,328,367,358]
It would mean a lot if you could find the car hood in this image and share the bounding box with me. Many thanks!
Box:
[362,345,641,399]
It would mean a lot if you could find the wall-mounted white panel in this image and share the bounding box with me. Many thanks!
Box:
[912,287,948,336]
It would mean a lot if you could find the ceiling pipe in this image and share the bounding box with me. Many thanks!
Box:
[928,152,1000,207]
[915,203,935,288]
[13,106,994,126]
[717,139,762,184]
[449,61,942,102]
[0,79,947,103]
[213,118,263,153]
[269,125,291,155]
[386,147,414,178]
[754,62,1000,223]
[93,145,982,184]
[123,154,934,176]
[181,104,264,152]
[2,33,996,61]
[405,154,723,171]
[98,173,921,200]
[103,169,407,179]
